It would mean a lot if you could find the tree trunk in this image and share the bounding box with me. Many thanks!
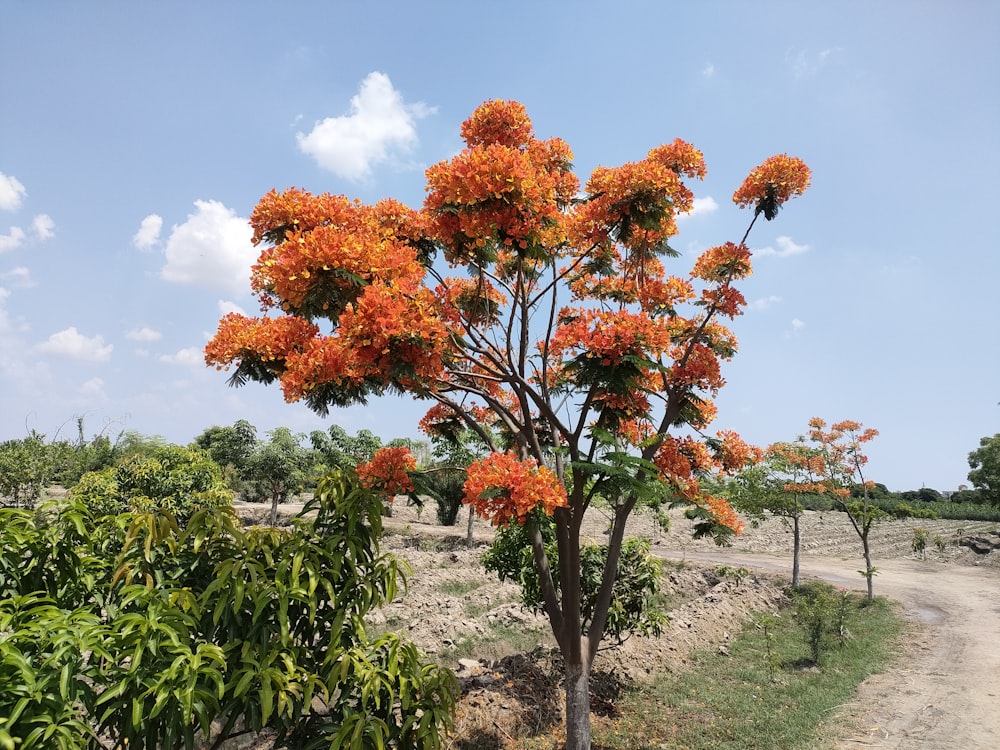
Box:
[791,514,801,588]
[564,658,592,750]
[269,493,279,526]
[862,534,874,601]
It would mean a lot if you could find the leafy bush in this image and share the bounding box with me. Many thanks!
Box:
[415,468,466,526]
[68,445,233,526]
[482,511,666,642]
[788,581,858,665]
[0,472,457,750]
[0,432,51,508]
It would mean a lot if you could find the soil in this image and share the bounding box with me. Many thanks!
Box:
[233,501,1000,749]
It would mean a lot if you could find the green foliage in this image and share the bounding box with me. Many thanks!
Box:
[968,433,1000,505]
[69,444,232,526]
[0,432,51,508]
[310,424,383,472]
[413,468,467,526]
[482,512,666,643]
[789,581,844,665]
[889,502,937,520]
[241,427,312,523]
[912,528,930,558]
[0,472,457,750]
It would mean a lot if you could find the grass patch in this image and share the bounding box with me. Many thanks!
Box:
[514,584,904,750]
[436,578,484,598]
[588,587,904,749]
[441,623,550,666]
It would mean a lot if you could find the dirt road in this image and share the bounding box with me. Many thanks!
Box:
[663,549,1000,749]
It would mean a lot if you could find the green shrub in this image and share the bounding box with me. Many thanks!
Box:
[69,445,232,526]
[482,511,666,642]
[912,528,930,558]
[0,472,457,750]
[789,581,842,665]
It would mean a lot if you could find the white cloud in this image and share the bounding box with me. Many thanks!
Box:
[0,173,26,211]
[749,295,782,311]
[217,299,247,316]
[786,318,806,338]
[133,214,163,250]
[0,267,33,287]
[787,47,843,79]
[32,214,54,240]
[678,196,719,221]
[125,326,162,342]
[754,235,809,258]
[0,226,26,252]
[78,377,107,399]
[296,71,435,180]
[37,327,113,361]
[160,200,254,294]
[702,63,715,78]
[160,346,204,368]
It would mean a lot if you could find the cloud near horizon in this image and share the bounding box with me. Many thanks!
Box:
[296,72,435,180]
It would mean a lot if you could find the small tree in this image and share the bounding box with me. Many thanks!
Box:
[0,431,51,508]
[242,427,312,525]
[729,441,825,588]
[205,100,809,748]
[0,473,456,749]
[193,419,259,489]
[806,418,883,601]
[968,433,1000,505]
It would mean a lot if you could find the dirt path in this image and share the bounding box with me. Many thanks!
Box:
[662,549,1000,749]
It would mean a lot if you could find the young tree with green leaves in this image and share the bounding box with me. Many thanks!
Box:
[242,427,312,524]
[0,431,51,508]
[728,441,825,588]
[968,433,1000,505]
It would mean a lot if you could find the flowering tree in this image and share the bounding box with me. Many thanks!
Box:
[729,441,826,588]
[804,418,883,601]
[206,100,810,749]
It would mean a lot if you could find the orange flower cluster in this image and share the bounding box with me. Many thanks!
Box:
[651,433,752,533]
[425,101,577,265]
[705,495,745,534]
[732,154,811,212]
[667,343,725,394]
[418,402,494,437]
[460,99,535,149]
[438,276,507,327]
[462,451,568,526]
[205,313,319,369]
[713,429,764,471]
[356,446,417,497]
[250,197,428,318]
[691,242,753,283]
[549,309,671,366]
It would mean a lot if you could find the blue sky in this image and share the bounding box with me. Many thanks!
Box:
[1,1,997,491]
